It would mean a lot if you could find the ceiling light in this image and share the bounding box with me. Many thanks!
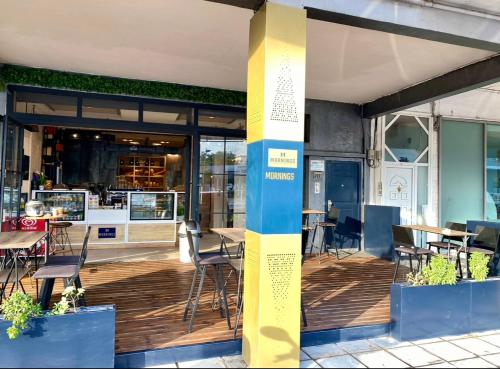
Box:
[152,143,162,146]
[130,141,140,145]
[94,135,101,140]
[209,116,215,119]
[122,139,130,142]
[72,133,79,139]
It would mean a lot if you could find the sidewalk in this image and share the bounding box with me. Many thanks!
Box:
[154,330,500,368]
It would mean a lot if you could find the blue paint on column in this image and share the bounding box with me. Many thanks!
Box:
[247,139,304,235]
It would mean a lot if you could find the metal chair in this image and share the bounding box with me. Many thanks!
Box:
[428,222,466,254]
[311,207,341,259]
[392,225,434,283]
[183,226,232,333]
[35,226,91,310]
[457,226,500,279]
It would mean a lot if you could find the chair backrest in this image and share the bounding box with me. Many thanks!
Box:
[442,222,467,243]
[186,228,202,269]
[327,207,341,223]
[473,226,500,252]
[392,225,416,248]
[185,220,202,254]
[79,226,92,268]
[301,227,309,263]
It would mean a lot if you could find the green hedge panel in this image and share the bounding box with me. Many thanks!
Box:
[0,64,246,107]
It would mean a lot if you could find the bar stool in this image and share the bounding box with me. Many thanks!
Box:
[183,225,232,333]
[312,207,341,259]
[49,222,74,255]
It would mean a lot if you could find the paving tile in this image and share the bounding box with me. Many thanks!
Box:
[452,337,500,356]
[420,341,475,361]
[440,333,475,341]
[482,353,500,367]
[316,355,366,368]
[478,333,500,348]
[475,329,500,337]
[451,357,496,368]
[355,350,409,368]
[419,363,456,368]
[222,355,247,368]
[301,350,311,361]
[411,337,442,345]
[336,339,381,354]
[388,346,443,367]
[300,360,321,368]
[302,344,346,360]
[177,357,226,368]
[368,337,412,349]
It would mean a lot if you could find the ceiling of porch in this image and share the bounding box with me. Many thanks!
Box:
[0,0,496,105]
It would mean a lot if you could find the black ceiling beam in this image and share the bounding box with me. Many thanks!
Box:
[362,54,500,118]
[203,0,264,11]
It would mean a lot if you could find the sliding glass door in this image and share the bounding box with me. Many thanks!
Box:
[198,136,246,231]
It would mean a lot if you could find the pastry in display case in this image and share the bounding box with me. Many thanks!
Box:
[33,191,87,221]
[129,192,174,221]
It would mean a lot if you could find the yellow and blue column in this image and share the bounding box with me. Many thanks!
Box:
[243,2,306,368]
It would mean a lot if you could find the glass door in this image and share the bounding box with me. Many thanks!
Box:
[1,119,24,230]
[198,136,246,231]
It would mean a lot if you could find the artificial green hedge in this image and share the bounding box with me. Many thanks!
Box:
[0,64,247,107]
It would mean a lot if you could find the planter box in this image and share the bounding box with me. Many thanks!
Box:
[0,305,115,368]
[391,279,500,341]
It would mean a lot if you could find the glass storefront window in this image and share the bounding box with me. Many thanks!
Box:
[198,110,246,130]
[83,98,139,121]
[386,115,429,163]
[14,92,77,117]
[486,125,500,221]
[143,104,190,125]
[199,136,246,230]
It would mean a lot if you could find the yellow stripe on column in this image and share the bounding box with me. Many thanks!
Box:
[243,230,302,368]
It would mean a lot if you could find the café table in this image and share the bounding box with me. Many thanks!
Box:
[210,228,245,258]
[406,224,477,278]
[0,231,47,294]
[303,209,326,255]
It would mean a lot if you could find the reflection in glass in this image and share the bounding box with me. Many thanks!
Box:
[199,137,246,230]
[198,110,246,130]
[14,92,77,117]
[385,115,428,162]
[143,104,190,125]
[83,98,139,121]
[486,125,500,221]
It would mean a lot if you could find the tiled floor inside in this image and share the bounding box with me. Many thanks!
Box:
[151,330,500,368]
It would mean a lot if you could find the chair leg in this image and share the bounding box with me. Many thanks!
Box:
[217,266,232,330]
[188,266,206,333]
[74,276,86,307]
[183,268,199,321]
[301,297,308,327]
[393,254,401,283]
[332,229,340,260]
[456,256,463,279]
[39,278,55,310]
[409,255,414,273]
[233,298,244,339]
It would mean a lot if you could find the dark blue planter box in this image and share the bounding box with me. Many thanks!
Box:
[0,305,115,368]
[391,279,500,341]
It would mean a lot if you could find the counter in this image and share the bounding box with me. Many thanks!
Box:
[32,190,178,246]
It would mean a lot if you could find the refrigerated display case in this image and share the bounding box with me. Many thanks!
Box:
[33,190,88,223]
[129,192,175,221]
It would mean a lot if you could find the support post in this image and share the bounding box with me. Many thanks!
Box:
[243,3,306,368]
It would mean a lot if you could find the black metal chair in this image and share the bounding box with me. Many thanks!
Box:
[183,226,232,333]
[392,225,434,283]
[35,226,91,310]
[311,207,341,259]
[428,222,466,254]
[49,222,74,255]
[457,226,500,278]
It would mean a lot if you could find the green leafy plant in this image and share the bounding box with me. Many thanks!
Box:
[0,292,42,340]
[51,286,85,314]
[0,64,246,106]
[469,252,490,282]
[422,256,457,286]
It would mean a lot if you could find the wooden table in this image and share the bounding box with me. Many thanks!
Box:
[406,224,477,278]
[210,228,245,258]
[0,231,47,291]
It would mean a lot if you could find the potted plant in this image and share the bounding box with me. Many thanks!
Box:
[391,253,500,341]
[0,289,115,368]
[38,172,47,190]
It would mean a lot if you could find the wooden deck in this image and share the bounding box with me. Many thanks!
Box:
[24,254,407,354]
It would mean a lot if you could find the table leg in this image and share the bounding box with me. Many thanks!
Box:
[464,236,469,279]
[14,250,18,291]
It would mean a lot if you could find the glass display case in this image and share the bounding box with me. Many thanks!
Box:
[33,191,87,221]
[129,192,175,221]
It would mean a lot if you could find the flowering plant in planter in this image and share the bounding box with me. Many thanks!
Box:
[1,287,85,340]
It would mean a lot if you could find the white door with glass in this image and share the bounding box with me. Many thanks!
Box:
[384,166,414,225]
[383,114,431,225]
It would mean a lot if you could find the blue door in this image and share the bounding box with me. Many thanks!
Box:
[325,160,362,249]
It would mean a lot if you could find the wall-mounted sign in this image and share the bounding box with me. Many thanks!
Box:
[98,227,116,239]
[310,160,325,172]
[268,149,298,169]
